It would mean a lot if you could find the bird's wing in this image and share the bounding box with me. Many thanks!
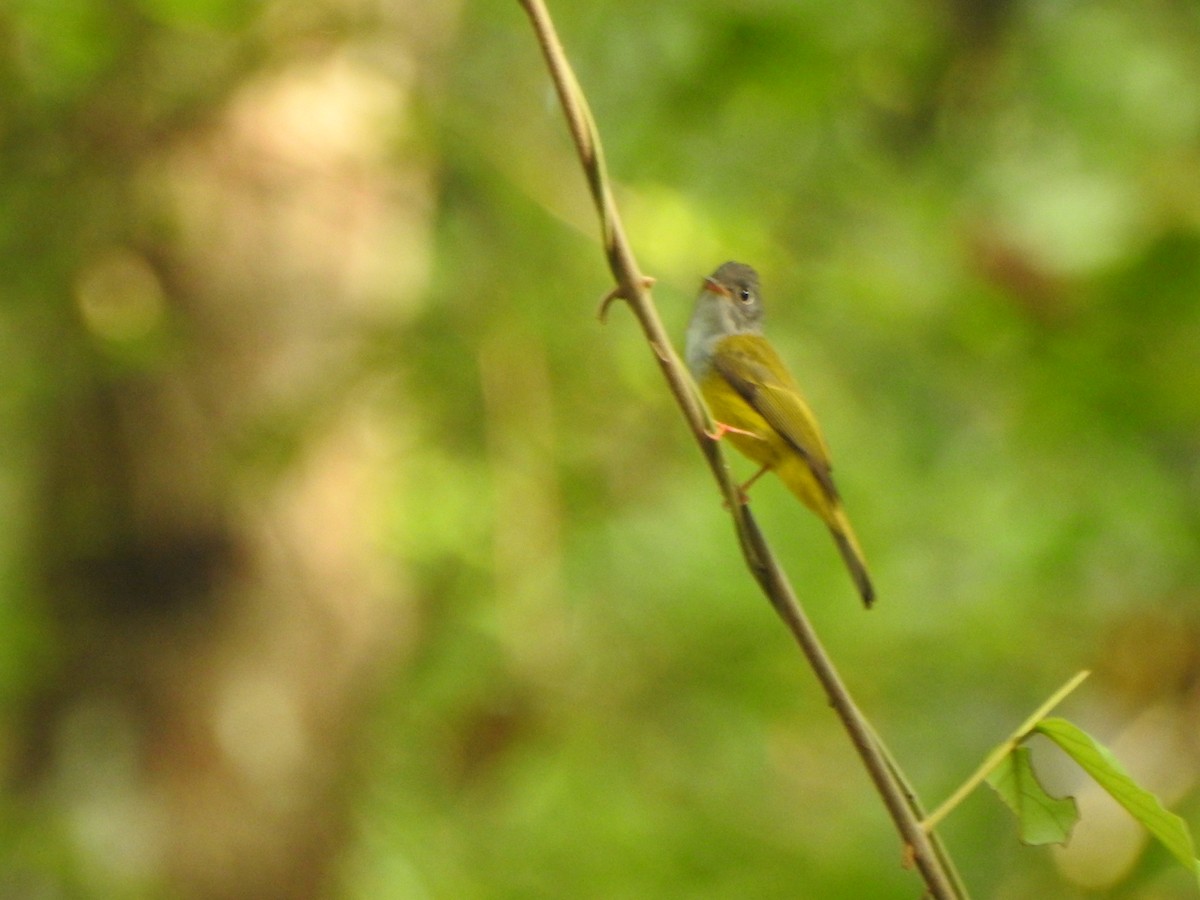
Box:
[712,335,838,500]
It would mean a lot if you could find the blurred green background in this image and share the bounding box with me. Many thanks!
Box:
[2,0,1200,897]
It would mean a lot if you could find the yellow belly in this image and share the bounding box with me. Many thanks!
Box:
[699,369,782,466]
[697,362,874,606]
[699,370,830,516]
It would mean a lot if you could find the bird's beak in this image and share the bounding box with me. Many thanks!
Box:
[702,276,731,298]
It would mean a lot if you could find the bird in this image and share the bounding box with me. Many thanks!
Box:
[685,261,875,607]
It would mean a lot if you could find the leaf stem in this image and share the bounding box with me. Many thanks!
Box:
[922,669,1091,833]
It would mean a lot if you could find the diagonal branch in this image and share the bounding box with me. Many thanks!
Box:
[516,2,962,897]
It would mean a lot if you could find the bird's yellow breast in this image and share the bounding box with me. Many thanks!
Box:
[698,368,787,469]
[697,337,834,517]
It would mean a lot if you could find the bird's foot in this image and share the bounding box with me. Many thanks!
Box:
[704,421,759,442]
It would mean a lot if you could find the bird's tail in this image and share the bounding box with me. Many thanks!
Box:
[828,508,875,608]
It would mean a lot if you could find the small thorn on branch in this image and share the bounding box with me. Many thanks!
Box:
[597,276,656,323]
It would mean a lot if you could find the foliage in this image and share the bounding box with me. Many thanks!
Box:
[1,0,1199,897]
[987,744,1079,847]
[1037,717,1199,883]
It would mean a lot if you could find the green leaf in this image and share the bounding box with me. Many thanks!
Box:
[986,745,1078,845]
[1037,717,1200,883]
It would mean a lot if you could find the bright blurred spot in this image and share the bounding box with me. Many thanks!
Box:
[984,153,1147,275]
[624,184,726,274]
[75,249,166,343]
[215,670,307,797]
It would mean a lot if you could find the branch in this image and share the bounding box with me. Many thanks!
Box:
[516,2,962,897]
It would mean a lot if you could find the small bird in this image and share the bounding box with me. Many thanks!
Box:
[686,261,875,607]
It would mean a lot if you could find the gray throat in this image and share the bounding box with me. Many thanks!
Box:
[685,300,723,379]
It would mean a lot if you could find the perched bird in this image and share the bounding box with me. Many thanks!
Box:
[686,261,874,607]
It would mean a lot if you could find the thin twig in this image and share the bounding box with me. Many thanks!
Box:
[518,0,744,516]
[923,670,1091,834]
[516,2,961,897]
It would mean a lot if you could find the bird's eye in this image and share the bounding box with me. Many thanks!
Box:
[738,288,753,303]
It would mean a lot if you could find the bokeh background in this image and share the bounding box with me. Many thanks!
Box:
[2,0,1200,897]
